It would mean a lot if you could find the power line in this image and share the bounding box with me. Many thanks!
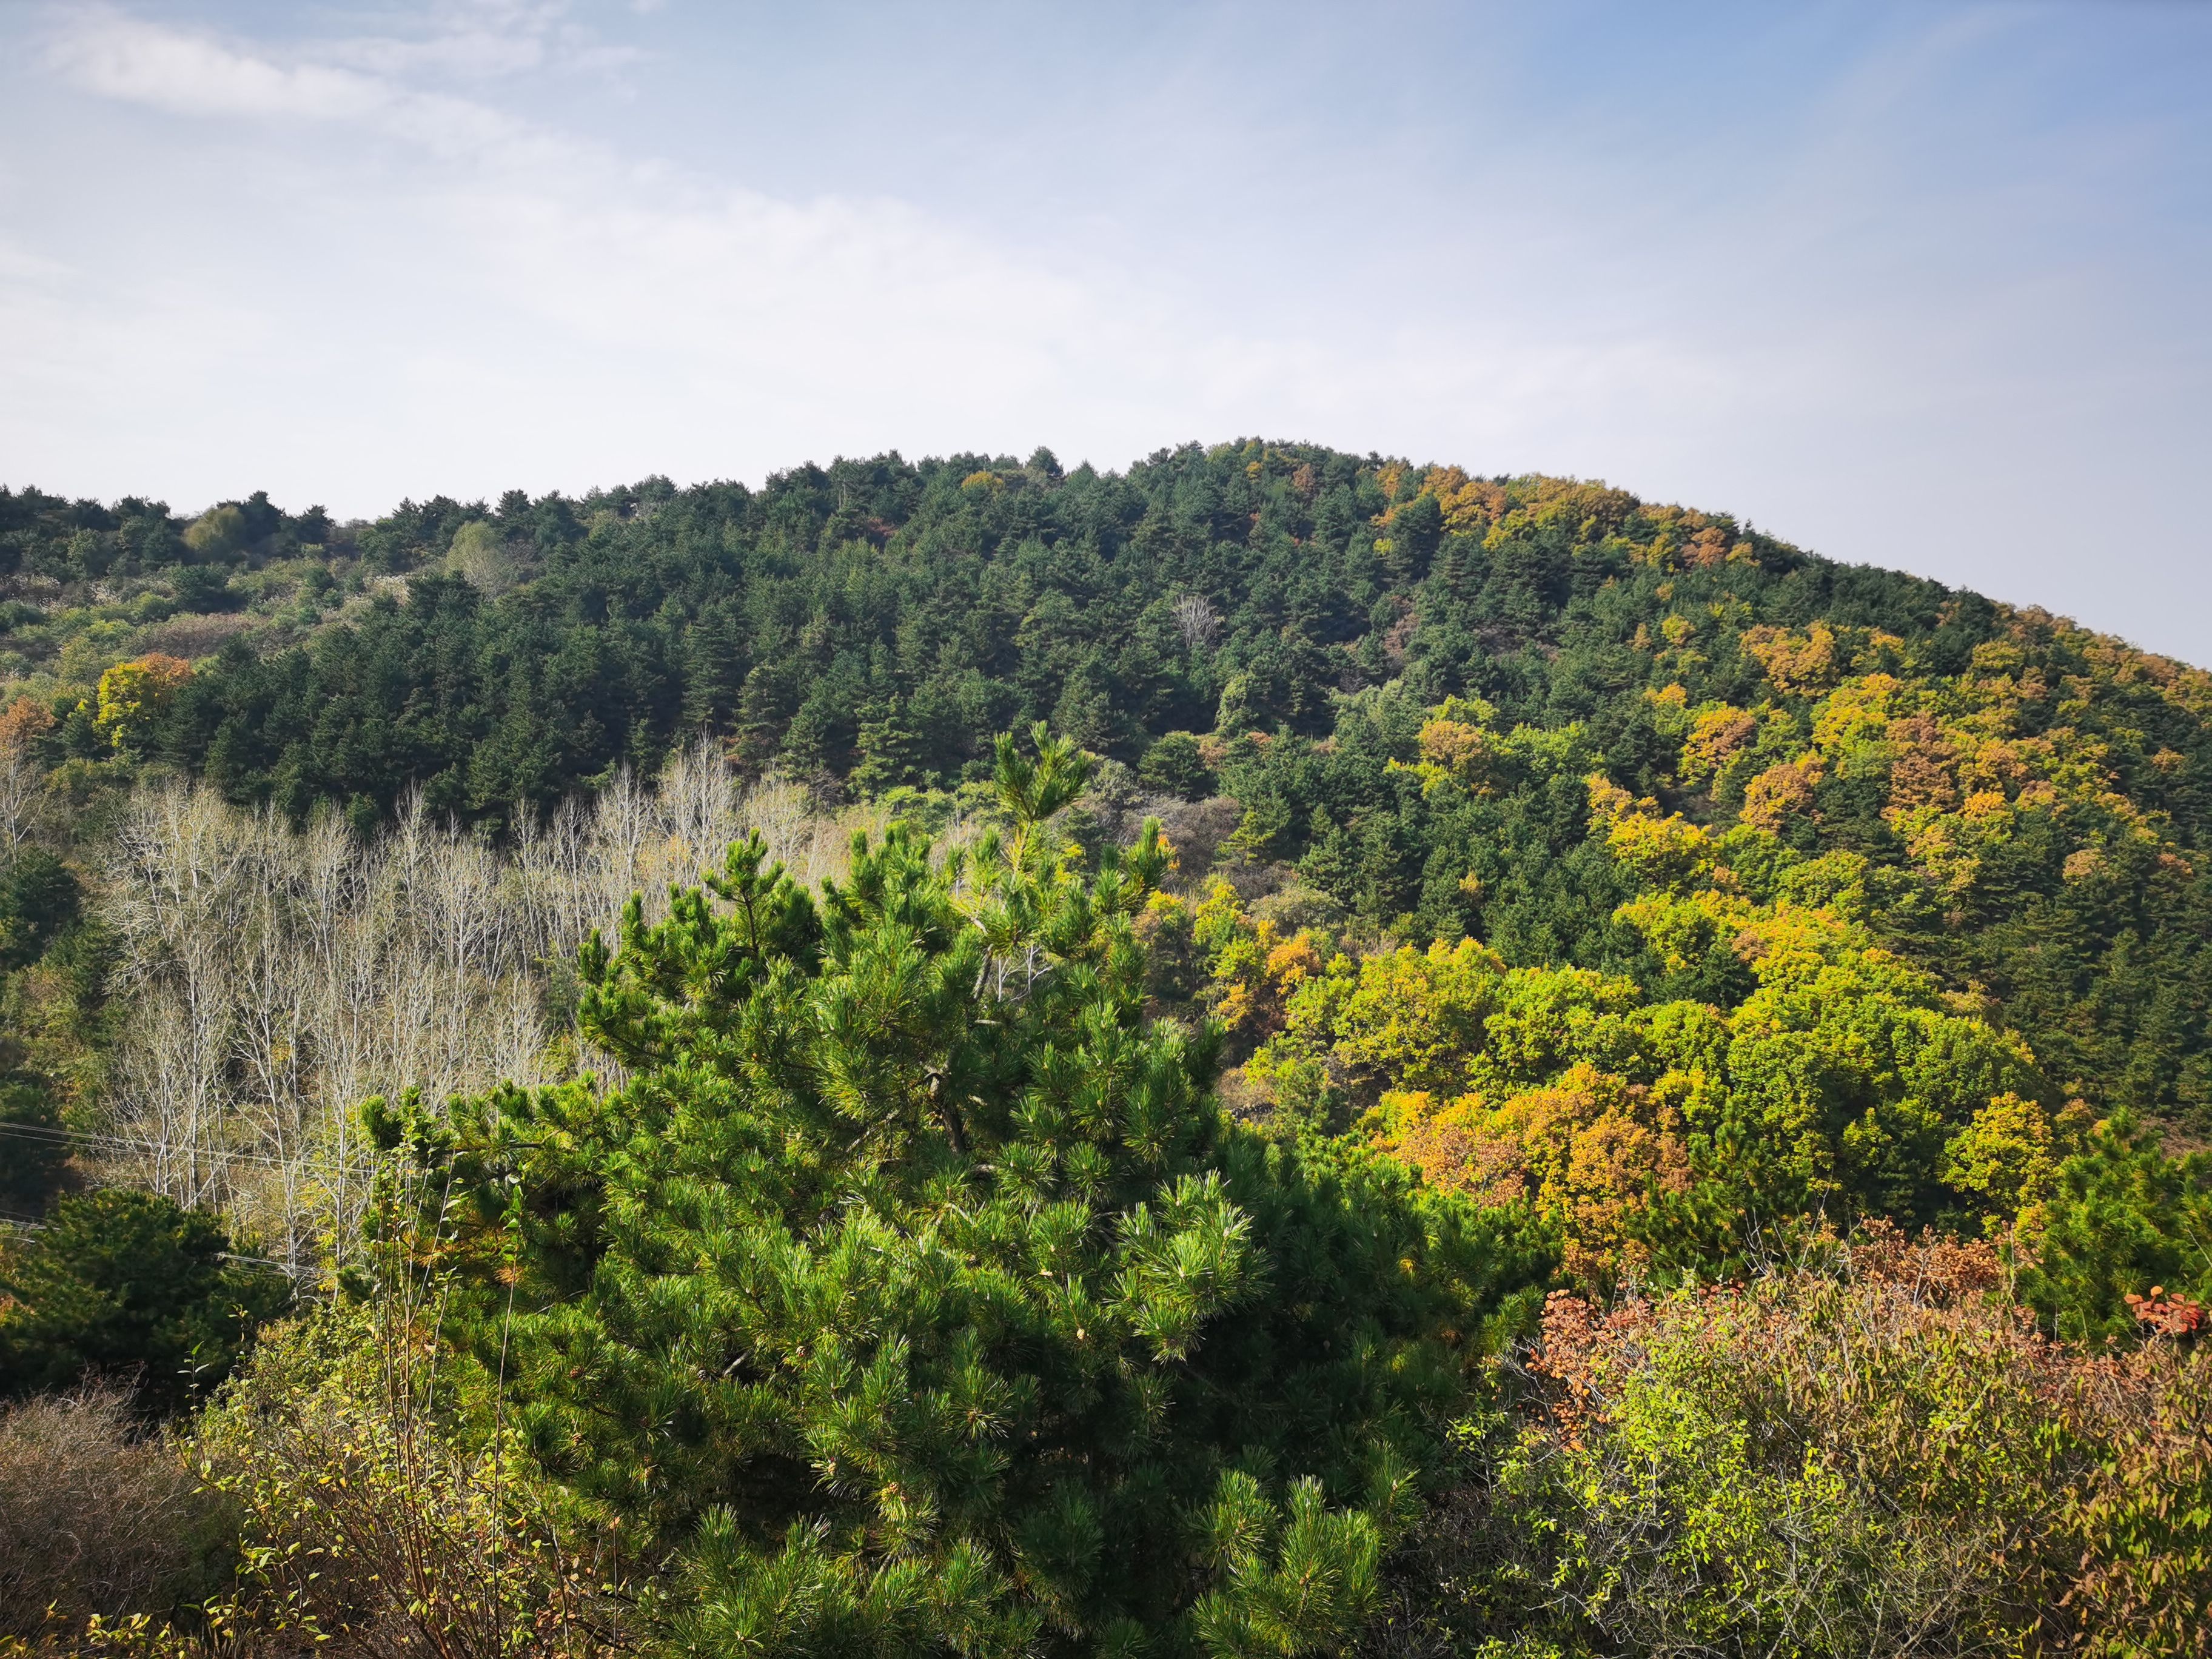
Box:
[0,1124,471,1280]
[0,1204,315,1278]
[0,1119,367,1178]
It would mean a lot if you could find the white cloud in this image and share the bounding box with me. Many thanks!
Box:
[20,4,1722,504]
[7,1,2206,657]
[53,17,389,120]
[45,9,561,161]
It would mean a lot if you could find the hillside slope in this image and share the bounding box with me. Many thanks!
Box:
[3,440,2209,1148]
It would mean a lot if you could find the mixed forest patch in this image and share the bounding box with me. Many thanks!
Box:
[1,442,2210,1655]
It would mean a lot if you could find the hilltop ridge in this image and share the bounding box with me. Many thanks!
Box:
[4,441,2206,1134]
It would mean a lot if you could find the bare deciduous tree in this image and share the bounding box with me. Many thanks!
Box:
[91,735,873,1270]
[0,748,41,858]
[1172,594,1221,654]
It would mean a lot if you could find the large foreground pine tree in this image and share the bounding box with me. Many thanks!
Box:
[382,728,1546,1658]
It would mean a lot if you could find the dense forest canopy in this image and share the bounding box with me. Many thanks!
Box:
[5,439,2208,1136]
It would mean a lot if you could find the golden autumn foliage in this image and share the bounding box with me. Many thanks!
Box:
[1740,621,1842,695]
[1939,1090,2083,1233]
[1413,716,1499,790]
[1598,609,2205,914]
[1585,775,1716,890]
[89,655,192,751]
[1400,699,1584,804]
[1678,703,1757,784]
[1145,878,1329,1046]
[1738,754,1824,831]
[1375,1062,1692,1287]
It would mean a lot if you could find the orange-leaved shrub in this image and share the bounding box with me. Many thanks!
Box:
[1361,1224,2212,1658]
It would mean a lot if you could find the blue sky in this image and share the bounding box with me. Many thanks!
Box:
[2,1,2208,659]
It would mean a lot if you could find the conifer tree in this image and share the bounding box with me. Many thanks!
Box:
[0,1189,291,1414]
[731,659,799,776]
[681,614,746,734]
[0,1037,64,1215]
[850,693,926,795]
[2016,1110,2212,1344]
[384,725,1545,1658]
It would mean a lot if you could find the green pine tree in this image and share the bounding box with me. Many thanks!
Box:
[850,693,926,796]
[682,615,746,734]
[2016,1111,2212,1344]
[731,659,799,776]
[380,725,1546,1658]
[0,1039,65,1215]
[0,1189,292,1415]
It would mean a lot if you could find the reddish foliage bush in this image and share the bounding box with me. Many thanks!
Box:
[1375,1227,2211,1657]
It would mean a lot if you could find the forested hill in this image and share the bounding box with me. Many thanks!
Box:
[4,440,2211,1136]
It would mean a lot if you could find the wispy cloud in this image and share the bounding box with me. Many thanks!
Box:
[311,0,648,83]
[5,1,2208,657]
[35,9,1122,386]
[21,4,1718,492]
[52,12,394,121]
[44,7,568,160]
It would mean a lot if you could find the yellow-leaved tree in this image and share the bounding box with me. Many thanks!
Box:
[90,654,192,751]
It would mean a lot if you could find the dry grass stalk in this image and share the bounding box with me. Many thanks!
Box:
[0,1385,220,1641]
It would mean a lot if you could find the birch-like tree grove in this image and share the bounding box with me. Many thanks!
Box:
[93,739,858,1269]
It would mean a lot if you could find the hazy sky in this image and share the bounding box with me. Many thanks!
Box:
[3,1,2208,661]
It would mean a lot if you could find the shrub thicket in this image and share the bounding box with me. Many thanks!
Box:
[1370,1227,2212,1658]
[0,1386,224,1642]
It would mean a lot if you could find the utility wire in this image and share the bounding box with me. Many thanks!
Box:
[0,1126,364,1277]
[0,1175,334,1279]
[0,1209,315,1278]
[0,1119,366,1178]
[0,1121,481,1282]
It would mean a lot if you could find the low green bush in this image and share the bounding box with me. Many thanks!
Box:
[0,1190,291,1415]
